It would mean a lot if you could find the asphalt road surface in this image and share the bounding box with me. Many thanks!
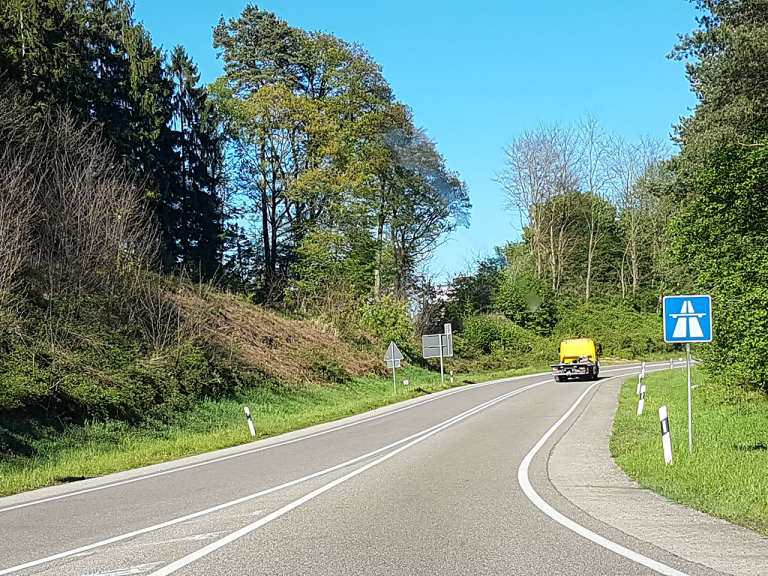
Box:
[0,363,727,575]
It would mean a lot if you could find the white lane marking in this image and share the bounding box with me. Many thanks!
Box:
[150,532,226,545]
[0,370,556,514]
[0,380,549,575]
[82,563,164,576]
[517,372,692,576]
[1,363,656,514]
[146,380,553,576]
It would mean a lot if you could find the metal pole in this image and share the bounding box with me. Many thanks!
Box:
[393,365,397,394]
[687,342,692,452]
[439,335,444,385]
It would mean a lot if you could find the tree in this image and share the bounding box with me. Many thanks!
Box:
[606,136,669,296]
[670,142,768,391]
[671,0,768,161]
[380,127,471,299]
[165,46,225,279]
[213,5,469,306]
[500,123,592,293]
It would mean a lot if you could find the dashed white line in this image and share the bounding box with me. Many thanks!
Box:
[146,380,553,576]
[0,380,549,575]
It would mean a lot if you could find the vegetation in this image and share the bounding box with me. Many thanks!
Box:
[0,0,768,531]
[0,363,544,497]
[612,367,768,536]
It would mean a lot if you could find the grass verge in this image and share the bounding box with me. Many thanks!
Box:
[0,363,547,498]
[611,366,768,535]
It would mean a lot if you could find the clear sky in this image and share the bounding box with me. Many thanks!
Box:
[132,0,700,281]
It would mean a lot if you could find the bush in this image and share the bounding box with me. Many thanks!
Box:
[493,272,557,335]
[460,314,540,356]
[553,301,674,359]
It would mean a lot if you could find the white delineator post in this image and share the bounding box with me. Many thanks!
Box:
[670,358,674,370]
[450,370,454,384]
[659,405,673,465]
[636,374,642,395]
[244,406,256,437]
[637,384,647,415]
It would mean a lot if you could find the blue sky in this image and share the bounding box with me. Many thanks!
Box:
[133,0,700,281]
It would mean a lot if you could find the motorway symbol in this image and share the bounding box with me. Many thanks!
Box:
[663,295,712,343]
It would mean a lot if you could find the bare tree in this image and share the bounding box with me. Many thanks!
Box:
[0,88,157,306]
[575,115,611,302]
[0,103,39,299]
[498,123,582,291]
[605,136,669,295]
[27,113,157,300]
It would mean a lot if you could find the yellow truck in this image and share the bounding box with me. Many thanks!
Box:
[551,338,601,382]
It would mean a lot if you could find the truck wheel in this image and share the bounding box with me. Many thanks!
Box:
[554,375,563,382]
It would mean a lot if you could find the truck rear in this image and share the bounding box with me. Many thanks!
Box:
[551,338,600,382]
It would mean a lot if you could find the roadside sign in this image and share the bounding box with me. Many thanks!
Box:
[422,334,453,358]
[384,341,404,362]
[663,295,712,343]
[662,294,712,454]
[384,341,404,394]
[422,325,454,384]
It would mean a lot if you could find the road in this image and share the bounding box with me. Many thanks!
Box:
[0,363,725,575]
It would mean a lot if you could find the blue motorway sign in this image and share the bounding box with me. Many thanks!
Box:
[663,295,713,343]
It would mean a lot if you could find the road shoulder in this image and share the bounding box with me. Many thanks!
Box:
[548,376,768,576]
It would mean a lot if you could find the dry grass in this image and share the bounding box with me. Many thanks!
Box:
[173,290,386,385]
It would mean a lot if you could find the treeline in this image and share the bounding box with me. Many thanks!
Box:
[0,2,469,423]
[497,119,684,307]
[0,1,468,307]
[447,0,768,392]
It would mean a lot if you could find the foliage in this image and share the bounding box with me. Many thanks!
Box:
[459,314,541,356]
[670,142,768,391]
[360,295,413,353]
[493,269,557,335]
[553,299,673,359]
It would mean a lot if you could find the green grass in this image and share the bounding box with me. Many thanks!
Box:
[0,363,546,497]
[611,366,768,535]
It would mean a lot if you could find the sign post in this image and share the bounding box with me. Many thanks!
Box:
[384,341,404,394]
[663,295,713,452]
[422,324,453,384]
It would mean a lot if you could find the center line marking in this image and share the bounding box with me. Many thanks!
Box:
[0,379,550,575]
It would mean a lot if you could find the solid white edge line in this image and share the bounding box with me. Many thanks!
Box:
[517,372,691,576]
[146,379,554,576]
[0,380,549,575]
[0,367,555,514]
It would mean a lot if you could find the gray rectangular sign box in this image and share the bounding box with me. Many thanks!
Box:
[422,334,453,358]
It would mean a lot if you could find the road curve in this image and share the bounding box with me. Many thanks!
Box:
[0,364,725,575]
